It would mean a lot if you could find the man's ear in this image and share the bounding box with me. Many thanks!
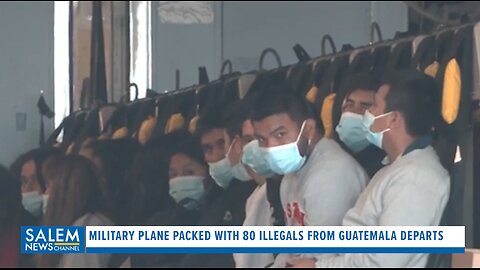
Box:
[389,111,403,130]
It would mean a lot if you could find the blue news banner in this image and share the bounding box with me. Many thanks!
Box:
[21,226,465,255]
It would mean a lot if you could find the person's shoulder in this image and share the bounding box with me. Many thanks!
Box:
[400,147,449,175]
[146,208,174,225]
[313,138,358,163]
[389,148,450,187]
[205,179,226,201]
[73,212,115,226]
[309,138,366,173]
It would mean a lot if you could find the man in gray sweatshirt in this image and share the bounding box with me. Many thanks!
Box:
[250,86,368,267]
[288,70,451,268]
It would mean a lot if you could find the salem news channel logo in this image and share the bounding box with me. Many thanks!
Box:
[21,226,85,254]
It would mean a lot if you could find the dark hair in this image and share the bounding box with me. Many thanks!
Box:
[0,165,21,232]
[128,135,175,225]
[39,155,112,267]
[222,97,255,140]
[195,112,224,140]
[10,147,63,193]
[83,138,140,224]
[341,72,381,97]
[383,69,440,137]
[251,85,325,134]
[164,129,207,169]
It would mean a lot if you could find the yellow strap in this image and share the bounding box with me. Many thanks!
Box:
[442,58,461,124]
[424,61,439,78]
[189,115,200,135]
[138,116,157,145]
[321,93,336,138]
[112,127,129,140]
[165,113,185,134]
[305,86,319,103]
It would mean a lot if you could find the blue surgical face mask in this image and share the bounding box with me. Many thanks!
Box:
[242,140,274,177]
[209,158,233,188]
[363,110,392,149]
[260,121,308,175]
[335,112,370,153]
[22,191,43,218]
[231,163,252,182]
[169,175,205,204]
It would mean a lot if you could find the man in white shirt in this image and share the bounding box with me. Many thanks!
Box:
[288,70,451,268]
[251,86,368,267]
[223,97,276,268]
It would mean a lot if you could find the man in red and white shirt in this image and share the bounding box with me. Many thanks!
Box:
[251,87,368,267]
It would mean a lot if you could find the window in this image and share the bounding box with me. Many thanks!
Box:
[129,1,152,100]
[54,1,71,132]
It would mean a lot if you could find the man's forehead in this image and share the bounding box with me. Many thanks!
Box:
[254,113,294,126]
[253,113,298,135]
[201,128,224,140]
[348,88,375,100]
[373,85,387,102]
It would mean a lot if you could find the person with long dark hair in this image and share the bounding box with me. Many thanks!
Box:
[0,165,36,267]
[10,147,63,221]
[38,155,115,267]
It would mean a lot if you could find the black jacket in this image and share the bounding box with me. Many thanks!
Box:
[179,178,256,268]
[355,145,386,179]
[131,177,255,268]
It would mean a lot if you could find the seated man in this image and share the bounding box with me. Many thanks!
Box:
[178,112,256,268]
[251,87,368,267]
[288,70,451,268]
[221,97,277,268]
[335,72,385,177]
[195,113,256,226]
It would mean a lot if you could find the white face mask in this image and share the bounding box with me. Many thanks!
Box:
[260,121,308,175]
[241,140,274,177]
[335,112,370,153]
[208,158,233,189]
[231,163,251,182]
[22,191,43,218]
[209,138,251,188]
[363,110,392,149]
[169,175,206,204]
[42,194,49,215]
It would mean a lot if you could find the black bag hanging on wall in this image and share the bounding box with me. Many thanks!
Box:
[286,44,313,96]
[348,49,373,74]
[385,40,413,74]
[37,92,54,147]
[410,35,436,71]
[370,45,391,80]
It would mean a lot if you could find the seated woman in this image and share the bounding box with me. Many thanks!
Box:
[131,131,232,267]
[131,129,210,267]
[10,147,63,221]
[0,165,36,267]
[37,155,115,268]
